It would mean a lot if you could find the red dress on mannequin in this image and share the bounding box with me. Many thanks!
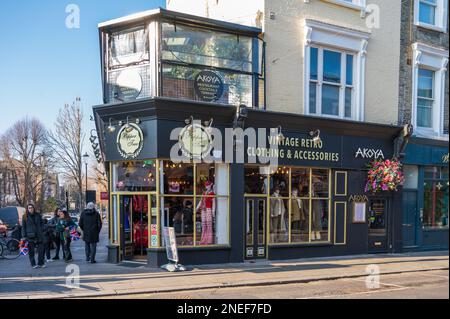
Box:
[199,190,215,245]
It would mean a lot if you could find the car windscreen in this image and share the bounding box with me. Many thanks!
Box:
[0,207,19,228]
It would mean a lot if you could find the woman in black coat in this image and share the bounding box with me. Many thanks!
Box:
[21,204,45,268]
[79,202,102,263]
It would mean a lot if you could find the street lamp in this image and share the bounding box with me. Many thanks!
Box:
[83,152,89,208]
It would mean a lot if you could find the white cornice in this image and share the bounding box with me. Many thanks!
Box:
[304,19,370,41]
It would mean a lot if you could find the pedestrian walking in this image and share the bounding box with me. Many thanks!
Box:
[79,202,102,264]
[42,219,53,262]
[48,208,65,260]
[21,204,45,269]
[55,208,76,263]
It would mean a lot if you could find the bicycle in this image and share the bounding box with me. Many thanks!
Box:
[0,229,21,260]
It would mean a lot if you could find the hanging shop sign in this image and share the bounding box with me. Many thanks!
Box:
[113,68,143,101]
[117,123,144,159]
[194,70,224,102]
[179,123,213,159]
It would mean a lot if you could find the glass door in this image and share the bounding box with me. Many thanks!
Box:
[120,194,151,260]
[245,198,267,260]
[368,198,389,253]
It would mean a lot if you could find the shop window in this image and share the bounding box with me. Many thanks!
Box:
[162,161,194,195]
[311,169,329,198]
[269,196,289,243]
[270,167,290,197]
[245,166,269,194]
[423,166,449,229]
[112,161,157,192]
[290,196,309,243]
[161,197,194,246]
[262,167,331,244]
[311,199,329,242]
[309,47,354,119]
[160,161,229,247]
[291,168,310,197]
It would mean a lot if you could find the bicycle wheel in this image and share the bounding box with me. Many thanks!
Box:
[3,238,20,260]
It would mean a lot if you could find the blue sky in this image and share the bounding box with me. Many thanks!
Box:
[0,0,165,135]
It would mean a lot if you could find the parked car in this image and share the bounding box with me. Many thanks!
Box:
[0,206,25,229]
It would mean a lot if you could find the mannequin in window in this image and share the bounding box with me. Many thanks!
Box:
[270,186,286,242]
[311,177,323,240]
[196,181,216,245]
[291,188,306,238]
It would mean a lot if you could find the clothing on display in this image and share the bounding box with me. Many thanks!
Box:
[197,181,215,245]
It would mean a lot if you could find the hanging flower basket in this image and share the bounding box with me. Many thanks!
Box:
[365,158,405,193]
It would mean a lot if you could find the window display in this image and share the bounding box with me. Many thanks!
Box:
[113,161,156,192]
[161,161,229,247]
[245,166,331,244]
[423,166,449,229]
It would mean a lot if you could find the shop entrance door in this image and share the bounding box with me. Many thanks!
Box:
[120,195,149,260]
[368,198,389,253]
[244,198,267,260]
[402,190,418,248]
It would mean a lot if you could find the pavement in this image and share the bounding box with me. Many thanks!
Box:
[0,223,448,299]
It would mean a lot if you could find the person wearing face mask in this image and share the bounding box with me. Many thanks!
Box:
[21,204,45,269]
[270,186,286,242]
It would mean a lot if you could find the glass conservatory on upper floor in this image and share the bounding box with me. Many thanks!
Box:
[99,8,265,108]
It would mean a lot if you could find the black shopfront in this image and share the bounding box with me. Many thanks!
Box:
[93,97,404,266]
[93,8,404,266]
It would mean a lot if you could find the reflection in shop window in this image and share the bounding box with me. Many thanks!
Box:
[161,197,194,246]
[113,161,156,192]
[423,167,449,229]
[269,188,288,243]
[270,167,290,197]
[311,199,329,242]
[162,161,194,195]
[244,166,269,194]
[311,169,329,198]
[290,191,309,243]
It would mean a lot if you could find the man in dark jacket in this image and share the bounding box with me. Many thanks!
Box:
[21,204,45,268]
[79,202,102,263]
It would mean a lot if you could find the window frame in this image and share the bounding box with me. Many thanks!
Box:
[303,19,370,122]
[414,0,448,33]
[422,166,449,230]
[244,165,333,246]
[308,46,355,119]
[416,68,435,129]
[320,0,367,16]
[411,43,449,139]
